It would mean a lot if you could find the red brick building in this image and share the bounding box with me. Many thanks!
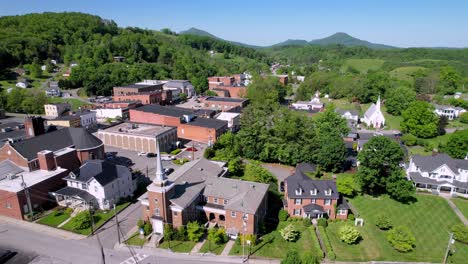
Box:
[141,156,269,237]
[113,83,164,96]
[129,105,228,144]
[113,91,172,105]
[283,163,349,220]
[199,96,249,112]
[207,76,247,99]
[0,127,104,220]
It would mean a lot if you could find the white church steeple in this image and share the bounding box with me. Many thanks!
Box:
[154,140,167,186]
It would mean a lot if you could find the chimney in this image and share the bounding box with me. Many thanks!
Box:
[24,116,45,138]
[37,150,56,171]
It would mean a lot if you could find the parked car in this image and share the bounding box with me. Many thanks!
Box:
[161,155,175,161]
[164,168,174,175]
[138,152,147,156]
[146,152,157,158]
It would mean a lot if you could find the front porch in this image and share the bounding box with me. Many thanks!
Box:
[414,182,468,198]
[51,187,97,210]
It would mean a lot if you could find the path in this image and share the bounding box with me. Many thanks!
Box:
[261,163,294,192]
[191,239,207,254]
[443,197,468,225]
[313,223,328,260]
[220,240,235,256]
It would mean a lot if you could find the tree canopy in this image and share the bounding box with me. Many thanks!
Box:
[401,101,439,139]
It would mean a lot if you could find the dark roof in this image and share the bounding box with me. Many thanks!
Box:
[336,109,359,116]
[409,171,468,190]
[10,128,102,160]
[337,198,350,210]
[52,115,81,121]
[0,122,24,130]
[52,186,96,202]
[285,163,339,199]
[116,84,162,89]
[189,117,227,129]
[204,96,247,103]
[303,204,325,213]
[136,104,194,117]
[412,154,468,172]
[64,160,129,186]
[0,160,24,180]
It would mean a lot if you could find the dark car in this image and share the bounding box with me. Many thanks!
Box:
[164,168,174,175]
[146,152,157,158]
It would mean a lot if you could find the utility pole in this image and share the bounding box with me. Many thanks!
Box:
[20,175,33,222]
[114,204,121,244]
[90,209,106,264]
[443,232,454,264]
[191,141,195,161]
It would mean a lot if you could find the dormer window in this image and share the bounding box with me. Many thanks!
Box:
[324,188,332,196]
[295,188,303,195]
[310,189,317,195]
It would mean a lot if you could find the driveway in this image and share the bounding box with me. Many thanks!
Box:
[261,163,294,192]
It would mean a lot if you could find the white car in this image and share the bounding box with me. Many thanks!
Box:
[137,152,147,156]
[161,155,175,161]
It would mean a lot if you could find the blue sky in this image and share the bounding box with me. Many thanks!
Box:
[2,0,468,47]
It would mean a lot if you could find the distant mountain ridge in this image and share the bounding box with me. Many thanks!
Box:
[180,27,398,49]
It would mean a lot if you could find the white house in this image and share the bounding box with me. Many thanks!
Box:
[75,110,97,128]
[362,96,385,128]
[163,80,196,98]
[336,109,359,123]
[44,103,71,118]
[216,112,241,132]
[433,104,466,120]
[51,160,135,210]
[407,154,468,197]
[92,108,126,121]
[16,81,29,89]
[291,91,324,111]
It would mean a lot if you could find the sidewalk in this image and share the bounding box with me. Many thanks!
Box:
[191,239,206,254]
[443,197,468,225]
[221,240,235,256]
[0,215,85,240]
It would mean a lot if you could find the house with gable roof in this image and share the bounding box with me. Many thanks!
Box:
[361,96,385,128]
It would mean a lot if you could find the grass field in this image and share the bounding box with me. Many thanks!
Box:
[125,231,147,246]
[451,198,468,219]
[389,66,427,82]
[342,59,385,73]
[48,97,90,110]
[36,210,71,227]
[230,222,323,260]
[381,106,403,130]
[408,146,432,156]
[159,240,196,253]
[326,195,464,262]
[61,202,129,235]
[199,240,228,255]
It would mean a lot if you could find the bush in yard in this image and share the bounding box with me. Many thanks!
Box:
[317,218,328,228]
[278,209,289,221]
[301,252,319,264]
[187,221,204,242]
[281,250,301,264]
[386,226,416,252]
[143,222,153,236]
[164,224,174,240]
[71,211,92,230]
[302,218,311,227]
[204,147,215,159]
[339,225,361,244]
[174,226,188,241]
[280,224,301,242]
[452,224,468,243]
[336,174,360,197]
[208,227,228,245]
[348,213,355,221]
[375,214,393,230]
[238,234,257,246]
[401,134,417,146]
[65,208,73,215]
[53,210,63,217]
[460,112,468,124]
[137,219,144,229]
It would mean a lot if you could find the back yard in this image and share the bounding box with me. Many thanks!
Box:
[324,195,466,262]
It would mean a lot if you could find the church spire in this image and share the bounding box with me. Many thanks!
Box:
[154,140,166,185]
[376,94,381,109]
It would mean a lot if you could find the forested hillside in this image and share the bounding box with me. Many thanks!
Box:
[0,12,269,95]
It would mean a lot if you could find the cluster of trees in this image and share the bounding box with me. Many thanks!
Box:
[357,136,415,202]
[0,88,48,114]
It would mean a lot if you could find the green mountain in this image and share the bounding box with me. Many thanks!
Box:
[308,32,397,49]
[272,39,309,47]
[179,27,260,48]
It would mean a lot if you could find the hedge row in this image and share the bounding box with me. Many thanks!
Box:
[318,226,336,260]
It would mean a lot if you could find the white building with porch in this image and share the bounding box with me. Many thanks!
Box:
[407,154,468,197]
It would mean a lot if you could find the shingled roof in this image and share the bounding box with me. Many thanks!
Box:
[64,160,129,186]
[411,154,468,172]
[285,163,340,199]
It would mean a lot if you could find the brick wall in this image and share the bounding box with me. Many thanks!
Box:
[286,197,338,219]
[76,145,104,163]
[0,144,29,167]
[55,150,81,171]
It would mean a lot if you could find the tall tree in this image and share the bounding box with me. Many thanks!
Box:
[385,86,416,115]
[443,130,468,159]
[401,101,439,138]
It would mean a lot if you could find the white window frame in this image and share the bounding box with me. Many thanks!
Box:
[223,199,228,205]
[295,199,302,205]
[325,189,332,196]
[324,199,331,206]
[213,197,218,204]
[311,198,316,204]
[339,209,347,215]
[231,211,236,217]
[310,189,317,195]
[155,208,160,216]
[294,209,301,216]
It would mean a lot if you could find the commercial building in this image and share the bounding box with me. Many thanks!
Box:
[113,83,164,96]
[113,91,172,105]
[44,103,71,118]
[129,105,228,144]
[199,96,249,112]
[46,110,97,128]
[216,112,241,132]
[97,122,177,153]
[207,76,248,98]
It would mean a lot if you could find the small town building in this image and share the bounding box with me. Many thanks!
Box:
[433,104,466,120]
[362,96,385,128]
[163,80,196,99]
[44,103,71,118]
[207,76,247,98]
[97,122,177,153]
[113,83,164,96]
[407,154,468,197]
[216,112,241,132]
[199,96,249,112]
[336,109,359,123]
[51,160,135,210]
[291,91,324,111]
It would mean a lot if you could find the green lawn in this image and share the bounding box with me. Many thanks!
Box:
[451,198,468,219]
[389,66,427,82]
[382,106,403,130]
[199,240,228,255]
[421,133,452,148]
[48,97,90,111]
[125,231,147,246]
[36,210,71,227]
[408,146,432,156]
[326,195,463,262]
[449,242,468,264]
[159,240,196,253]
[61,202,130,235]
[342,59,386,73]
[447,120,468,130]
[230,222,323,260]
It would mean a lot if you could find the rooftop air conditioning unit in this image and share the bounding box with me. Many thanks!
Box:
[7,173,18,180]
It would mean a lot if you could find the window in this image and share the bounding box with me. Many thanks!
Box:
[339,209,347,215]
[5,202,12,209]
[324,199,331,205]
[146,206,150,211]
[213,198,218,204]
[310,189,317,195]
[243,214,249,220]
[295,188,303,195]
[324,189,332,196]
[224,199,228,205]
[173,211,178,216]
[295,199,302,205]
[155,208,160,216]
[294,209,301,216]
[154,198,159,205]
[82,183,88,190]
[231,211,236,217]
[311,199,316,204]
[94,186,98,192]
[327,209,331,216]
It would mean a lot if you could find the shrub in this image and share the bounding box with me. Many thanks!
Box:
[317,218,328,228]
[187,221,204,242]
[239,234,257,246]
[336,175,360,197]
[143,222,153,236]
[278,209,289,221]
[386,226,416,252]
[401,134,417,146]
[53,210,62,217]
[280,224,301,242]
[460,112,468,124]
[318,226,335,260]
[339,225,361,244]
[174,226,188,241]
[348,213,355,221]
[302,218,311,227]
[65,208,73,215]
[137,219,145,229]
[204,147,215,159]
[164,224,174,240]
[375,214,393,230]
[281,250,301,264]
[208,227,228,245]
[71,211,92,230]
[170,149,181,155]
[452,224,468,243]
